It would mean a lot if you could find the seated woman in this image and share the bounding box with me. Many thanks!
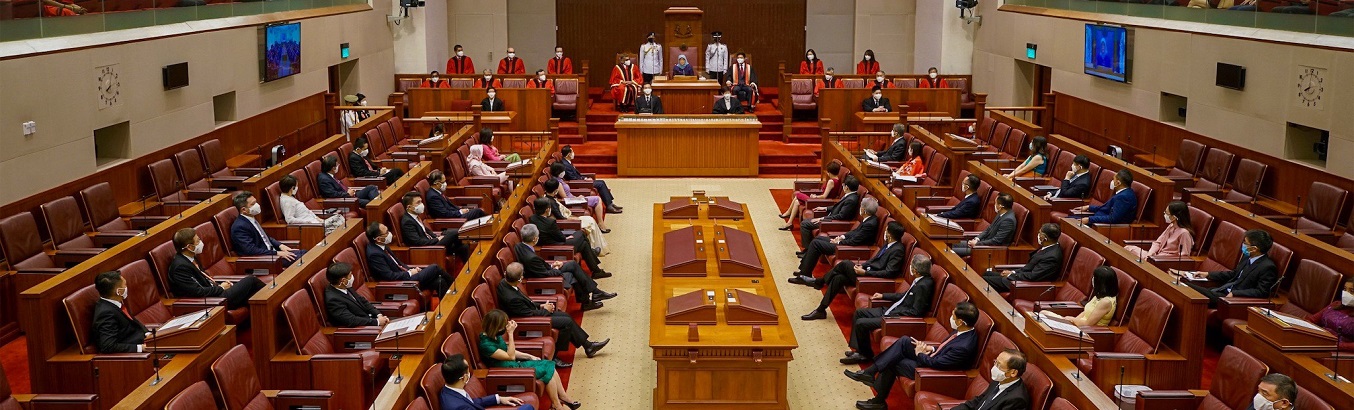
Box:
[478,309,580,410]
[1005,135,1049,179]
[1125,201,1194,259]
[893,141,927,179]
[672,55,695,76]
[1041,266,1118,326]
[479,128,522,163]
[278,175,345,235]
[467,144,510,184]
[542,179,608,255]
[550,163,608,232]
[778,161,842,230]
[1306,276,1354,352]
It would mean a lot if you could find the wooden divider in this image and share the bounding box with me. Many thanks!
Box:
[910,125,980,190]
[391,71,589,138]
[987,110,1043,139]
[406,89,551,132]
[817,88,961,132]
[1190,195,1354,284]
[240,134,349,212]
[109,326,238,410]
[1045,133,1176,224]
[347,109,397,147]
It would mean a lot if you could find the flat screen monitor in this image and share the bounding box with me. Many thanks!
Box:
[260,22,301,83]
[1216,62,1246,90]
[163,62,188,90]
[1084,24,1132,83]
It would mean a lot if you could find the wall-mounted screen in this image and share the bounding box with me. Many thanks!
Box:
[260,22,301,83]
[1084,24,1132,83]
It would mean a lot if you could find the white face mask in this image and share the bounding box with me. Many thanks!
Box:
[290,187,299,196]
[457,51,464,57]
[807,54,814,60]
[431,76,439,82]
[115,287,128,299]
[1251,394,1278,410]
[507,53,515,58]
[1342,290,1354,306]
[929,72,938,79]
[248,203,262,216]
[825,75,833,81]
[484,75,492,80]
[192,241,204,254]
[383,232,394,244]
[624,60,631,66]
[487,92,496,98]
[950,315,962,330]
[877,76,885,82]
[737,58,745,64]
[412,203,425,215]
[344,274,355,288]
[357,149,369,157]
[644,88,652,95]
[555,52,563,58]
[438,182,448,191]
[359,100,367,106]
[539,75,547,81]
[873,93,882,100]
[865,55,872,61]
[990,364,1008,382]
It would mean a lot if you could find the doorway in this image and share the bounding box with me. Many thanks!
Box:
[328,59,360,96]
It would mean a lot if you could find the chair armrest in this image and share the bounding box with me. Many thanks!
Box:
[1182,187,1224,198]
[52,249,104,266]
[233,167,266,176]
[855,277,902,297]
[405,246,447,267]
[1134,391,1205,410]
[990,263,1025,270]
[1079,325,1120,352]
[1009,281,1061,302]
[1033,301,1084,317]
[1217,297,1276,322]
[128,215,169,230]
[818,221,855,232]
[1163,175,1196,190]
[331,327,382,352]
[1121,240,1154,247]
[1047,198,1088,213]
[510,317,555,339]
[21,394,100,409]
[557,219,582,230]
[468,176,506,186]
[447,196,485,207]
[184,189,226,201]
[835,246,874,261]
[207,176,249,190]
[1147,256,1205,272]
[389,151,422,162]
[232,256,286,276]
[880,317,928,338]
[428,218,468,232]
[91,231,143,247]
[371,281,423,302]
[565,180,595,190]
[914,196,954,208]
[316,198,360,211]
[804,198,836,210]
[913,368,972,400]
[484,368,539,394]
[168,298,228,316]
[349,177,388,189]
[524,277,567,297]
[538,245,577,261]
[267,390,336,410]
[511,340,549,359]
[1294,228,1338,244]
[793,180,822,192]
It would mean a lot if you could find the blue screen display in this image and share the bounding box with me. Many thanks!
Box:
[263,22,301,82]
[1084,24,1129,83]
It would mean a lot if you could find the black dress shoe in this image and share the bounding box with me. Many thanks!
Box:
[800,310,826,320]
[795,250,806,257]
[844,369,875,386]
[606,205,622,214]
[593,291,618,301]
[787,276,809,285]
[581,301,604,311]
[592,270,613,279]
[554,358,573,368]
[855,399,886,410]
[810,278,825,289]
[600,228,611,234]
[778,225,793,231]
[844,350,856,357]
[565,400,582,410]
[584,338,610,358]
[614,204,623,210]
[840,352,869,365]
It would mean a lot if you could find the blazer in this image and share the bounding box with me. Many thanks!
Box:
[316,172,349,199]
[841,216,880,246]
[975,211,1017,246]
[167,253,225,298]
[480,98,505,112]
[910,329,980,373]
[514,242,571,286]
[861,241,907,278]
[324,286,380,327]
[365,243,411,282]
[881,275,934,318]
[712,96,743,114]
[823,192,862,222]
[497,281,550,318]
[1208,255,1279,298]
[953,380,1030,410]
[560,160,585,181]
[401,213,438,247]
[1088,189,1138,224]
[877,138,910,162]
[348,151,381,178]
[439,386,498,410]
[528,214,568,246]
[426,189,466,219]
[1054,172,1092,199]
[230,216,281,256]
[1008,245,1062,282]
[635,95,664,114]
[938,193,983,219]
[93,299,147,353]
[862,96,892,113]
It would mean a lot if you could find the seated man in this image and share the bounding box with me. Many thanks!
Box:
[365,222,454,295]
[790,198,880,280]
[1074,169,1136,225]
[560,145,621,213]
[527,69,555,95]
[1251,373,1297,410]
[845,302,983,410]
[168,227,266,310]
[935,175,983,219]
[864,124,908,162]
[946,349,1030,410]
[814,67,843,97]
[862,85,891,113]
[230,191,305,265]
[634,83,663,115]
[796,221,907,320]
[951,193,1016,257]
[92,270,149,353]
[840,255,937,364]
[348,137,404,181]
[401,192,470,260]
[481,87,505,112]
[425,170,488,220]
[475,69,502,89]
[316,155,380,207]
[798,175,862,249]
[440,355,533,410]
[421,71,450,88]
[981,223,1062,293]
[529,198,611,279]
[725,52,758,109]
[516,224,615,311]
[712,87,743,115]
[1045,155,1092,200]
[499,263,609,364]
[1178,229,1278,308]
[323,262,390,328]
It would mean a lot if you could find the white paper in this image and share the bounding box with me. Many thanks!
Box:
[384,314,424,334]
[893,175,918,183]
[563,197,587,205]
[928,214,961,230]
[160,309,209,330]
[1268,310,1328,333]
[1042,313,1082,334]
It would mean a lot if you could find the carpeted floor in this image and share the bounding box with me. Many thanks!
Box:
[0,336,28,394]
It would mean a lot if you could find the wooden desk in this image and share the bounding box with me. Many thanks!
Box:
[615,115,760,177]
[650,202,796,410]
[819,88,960,132]
[651,79,721,114]
[1234,325,1354,404]
[856,112,901,132]
[406,88,549,131]
[1190,195,1354,290]
[1047,133,1175,229]
[109,326,237,410]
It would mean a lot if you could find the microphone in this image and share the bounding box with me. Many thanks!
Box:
[1149,145,1157,175]
[1073,330,1085,381]
[392,330,403,384]
[1328,334,1344,381]
[139,193,156,216]
[150,326,162,386]
[1118,366,1126,398]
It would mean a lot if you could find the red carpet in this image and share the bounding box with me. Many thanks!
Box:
[1,336,29,394]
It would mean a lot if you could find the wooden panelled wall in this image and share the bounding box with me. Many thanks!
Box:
[556,0,806,89]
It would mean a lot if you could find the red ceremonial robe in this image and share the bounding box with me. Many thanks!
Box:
[610,64,643,107]
[446,56,475,74]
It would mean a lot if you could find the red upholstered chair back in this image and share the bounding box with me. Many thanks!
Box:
[927,266,950,317]
[351,233,372,272]
[120,259,172,326]
[457,307,487,366]
[282,291,334,355]
[194,222,232,277]
[336,144,356,177]
[148,159,184,201]
[0,213,51,269]
[439,331,472,363]
[333,248,379,303]
[1301,181,1348,230]
[390,117,407,140]
[1227,158,1268,201]
[950,171,974,198]
[199,139,228,175]
[80,182,128,231]
[1186,206,1216,256]
[449,98,473,109]
[971,310,995,368]
[975,117,998,145]
[406,397,432,410]
[502,78,528,88]
[1204,221,1245,271]
[1002,129,1027,159]
[173,149,208,187]
[149,241,178,295]
[61,285,101,354]
[926,153,950,186]
[1022,364,1054,410]
[1129,181,1152,222]
[210,207,240,257]
[936,284,967,331]
[1108,267,1139,326]
[989,123,1013,151]
[1197,147,1235,189]
[376,121,397,147]
[1283,260,1342,318]
[414,180,431,197]
[263,181,285,223]
[1010,203,1030,244]
[306,270,332,327]
[386,203,410,246]
[419,364,446,409]
[1061,248,1104,302]
[210,345,269,410]
[1175,139,1207,175]
[553,79,579,110]
[1267,242,1294,294]
[1120,288,1172,355]
[896,78,918,88]
[41,196,94,250]
[166,381,219,410]
[502,232,521,249]
[483,265,505,300]
[842,78,865,88]
[495,247,516,271]
[1057,234,1078,278]
[471,283,497,314]
[1048,397,1078,410]
[1090,168,1117,205]
[364,129,386,156]
[948,78,972,105]
[1205,346,1268,410]
[1296,386,1334,410]
[290,169,317,206]
[1046,151,1075,182]
[790,79,815,109]
[304,160,325,194]
[974,332,1017,390]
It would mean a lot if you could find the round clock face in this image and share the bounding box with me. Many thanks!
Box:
[98,66,120,107]
[1297,68,1323,107]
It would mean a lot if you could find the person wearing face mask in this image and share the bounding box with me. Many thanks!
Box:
[813,67,843,98]
[466,144,510,184]
[862,85,892,113]
[365,221,454,295]
[478,128,521,163]
[424,170,488,220]
[845,302,984,410]
[499,263,610,367]
[399,192,471,261]
[634,84,663,115]
[856,49,880,75]
[919,67,950,88]
[1040,266,1118,326]
[869,70,893,89]
[497,47,526,74]
[1247,373,1297,410]
[316,155,380,207]
[941,349,1030,410]
[981,223,1062,293]
[475,69,502,89]
[92,271,150,353]
[446,44,475,74]
[322,262,389,328]
[527,69,555,96]
[1125,201,1194,259]
[547,46,573,74]
[934,175,983,219]
[799,49,824,75]
[528,199,609,279]
[610,55,644,112]
[639,32,663,83]
[724,52,759,109]
[951,193,1017,257]
[797,223,909,318]
[1073,169,1137,225]
[439,354,535,410]
[791,198,880,280]
[837,255,934,363]
[866,124,908,162]
[671,54,694,76]
[799,176,861,248]
[705,31,729,83]
[1176,229,1278,308]
[167,227,267,310]
[347,136,405,181]
[516,224,615,311]
[712,87,744,114]
[340,94,370,137]
[548,163,608,231]
[229,191,304,264]
[477,310,579,410]
[277,175,346,235]
[481,86,505,112]
[1005,135,1049,178]
[893,140,926,178]
[559,145,621,214]
[1045,155,1092,199]
[422,71,450,89]
[1306,276,1354,351]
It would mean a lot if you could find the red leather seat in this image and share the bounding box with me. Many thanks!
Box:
[419,359,541,410]
[1077,288,1173,376]
[439,331,547,401]
[1049,168,1115,219]
[1296,386,1334,410]
[482,265,567,314]
[1049,397,1079,410]
[552,79,579,111]
[165,381,218,410]
[1222,159,1267,202]
[40,196,99,250]
[1165,139,1207,181]
[457,306,555,362]
[210,344,335,410]
[199,139,261,180]
[1,363,96,409]
[348,234,433,307]
[494,242,570,302]
[1293,181,1348,231]
[1012,247,1105,313]
[1186,205,1217,256]
[1134,346,1266,410]
[790,78,816,111]
[331,248,422,316]
[0,213,62,272]
[469,283,560,342]
[172,148,215,191]
[79,182,132,231]
[1221,259,1341,340]
[1193,147,1236,192]
[406,397,432,410]
[118,259,173,326]
[871,284,988,371]
[913,331,1019,409]
[280,292,386,409]
[1196,221,1245,273]
[973,117,999,146]
[305,267,419,327]
[147,158,197,208]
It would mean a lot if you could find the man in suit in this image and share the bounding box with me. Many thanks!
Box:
[790,198,881,280]
[712,87,744,114]
[1075,169,1137,225]
[560,146,621,214]
[425,170,488,220]
[982,223,1063,293]
[861,85,891,112]
[230,191,304,264]
[799,175,862,249]
[529,198,610,279]
[936,175,983,219]
[499,263,609,362]
[634,84,663,114]
[865,124,909,162]
[167,228,264,310]
[1181,229,1279,307]
[316,155,380,207]
[847,302,984,410]
[92,270,150,353]
[348,137,404,181]
[946,349,1032,410]
[796,221,906,320]
[1248,373,1296,410]
[323,262,389,328]
[480,87,505,112]
[439,355,533,410]
[952,193,1017,257]
[840,255,938,364]
[366,222,453,295]
[400,192,470,261]
[1046,155,1092,200]
[516,224,615,311]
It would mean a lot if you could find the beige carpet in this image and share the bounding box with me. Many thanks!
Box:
[566,178,871,409]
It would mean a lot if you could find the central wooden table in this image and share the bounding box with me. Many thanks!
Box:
[616,115,760,177]
[650,198,796,409]
[650,79,722,114]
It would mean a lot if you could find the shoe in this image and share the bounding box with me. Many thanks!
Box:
[844,350,856,357]
[554,358,573,368]
[581,301,604,311]
[844,369,875,386]
[565,400,582,410]
[787,276,809,285]
[840,353,869,365]
[778,225,793,231]
[584,338,610,357]
[593,291,618,301]
[606,205,622,214]
[855,399,886,410]
[810,279,825,290]
[800,310,826,320]
[795,250,806,257]
[592,271,613,279]
[614,205,624,210]
[600,228,611,234]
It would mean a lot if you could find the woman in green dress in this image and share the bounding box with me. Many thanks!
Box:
[479,309,580,410]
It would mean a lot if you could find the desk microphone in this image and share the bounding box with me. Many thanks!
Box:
[392,330,403,384]
[1072,330,1085,381]
[1328,334,1345,382]
[1118,366,1126,398]
[150,326,162,386]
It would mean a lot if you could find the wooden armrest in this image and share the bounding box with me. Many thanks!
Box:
[510,317,555,339]
[856,277,901,296]
[233,167,266,176]
[405,246,446,267]
[317,198,360,211]
[184,189,226,201]
[484,368,538,394]
[1047,198,1088,213]
[232,256,286,276]
[914,196,954,208]
[538,245,576,261]
[1218,297,1276,321]
[1079,325,1120,352]
[1009,281,1061,302]
[914,369,972,400]
[51,248,104,266]
[1147,256,1204,271]
[168,298,228,316]
[1294,228,1338,243]
[880,317,927,338]
[468,176,505,185]
[990,263,1025,270]
[1134,391,1205,410]
[524,277,567,297]
[128,215,168,229]
[330,327,382,351]
[835,246,874,261]
[372,281,423,302]
[350,177,388,189]
[793,180,823,191]
[818,221,855,231]
[557,219,582,230]
[207,176,249,190]
[91,231,144,247]
[448,196,484,207]
[428,218,468,232]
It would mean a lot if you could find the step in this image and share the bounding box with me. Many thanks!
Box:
[787,135,822,144]
[587,132,617,142]
[576,165,617,175]
[560,136,586,145]
[759,163,823,176]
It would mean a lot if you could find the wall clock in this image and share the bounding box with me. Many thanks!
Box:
[97,64,121,110]
[1297,66,1324,109]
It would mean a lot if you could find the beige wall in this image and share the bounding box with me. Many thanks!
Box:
[972,3,1354,178]
[0,9,396,206]
[807,0,856,72]
[913,1,974,74]
[392,0,449,73]
[854,0,914,74]
[507,0,557,74]
[447,0,508,74]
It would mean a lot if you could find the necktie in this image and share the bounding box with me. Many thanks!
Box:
[334,174,348,190]
[883,288,910,316]
[384,247,407,270]
[936,331,961,352]
[871,242,892,263]
[120,303,133,320]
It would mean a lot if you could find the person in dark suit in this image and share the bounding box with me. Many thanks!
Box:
[948,349,1031,410]
[936,175,983,219]
[229,191,304,264]
[865,124,910,162]
[400,192,470,261]
[847,302,985,410]
[480,87,506,112]
[840,256,937,364]
[1076,169,1137,225]
[365,222,453,295]
[1181,229,1279,308]
[796,221,907,319]
[790,198,881,279]
[439,355,534,410]
[316,155,380,207]
[323,262,389,328]
[712,87,744,114]
[560,146,621,213]
[516,224,614,310]
[799,175,862,249]
[499,263,609,363]
[1248,373,1296,410]
[167,228,265,310]
[1046,155,1092,199]
[952,193,1017,257]
[347,137,404,181]
[425,170,488,220]
[861,85,891,112]
[528,198,610,279]
[634,84,663,114]
[982,223,1063,293]
[92,270,149,353]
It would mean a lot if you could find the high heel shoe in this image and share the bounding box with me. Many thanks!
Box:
[778,225,793,231]
[565,401,582,410]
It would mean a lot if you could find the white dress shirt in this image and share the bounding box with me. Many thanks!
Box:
[639,42,663,75]
[705,43,728,73]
